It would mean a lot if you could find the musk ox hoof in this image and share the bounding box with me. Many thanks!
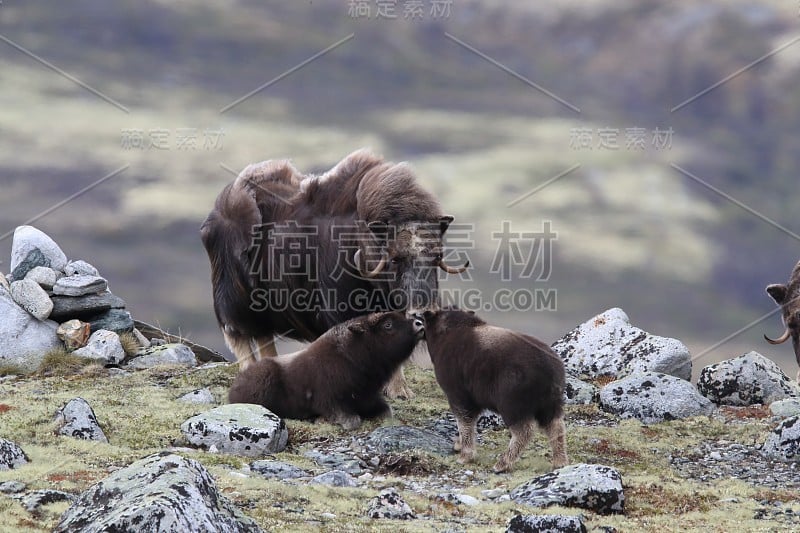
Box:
[552,456,569,469]
[453,437,462,452]
[493,460,511,473]
[384,382,415,401]
[457,452,475,465]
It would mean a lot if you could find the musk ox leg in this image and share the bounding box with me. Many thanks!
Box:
[454,412,478,464]
[493,420,534,473]
[223,328,276,371]
[251,336,278,360]
[544,416,568,469]
[384,366,415,400]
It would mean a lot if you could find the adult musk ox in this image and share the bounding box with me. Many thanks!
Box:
[766,259,800,381]
[201,149,467,398]
[422,308,568,472]
[228,312,424,429]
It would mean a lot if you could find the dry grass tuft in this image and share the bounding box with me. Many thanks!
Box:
[118,332,142,358]
[36,348,98,377]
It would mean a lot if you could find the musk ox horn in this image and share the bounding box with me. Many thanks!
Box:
[438,258,470,274]
[764,328,792,345]
[354,248,388,278]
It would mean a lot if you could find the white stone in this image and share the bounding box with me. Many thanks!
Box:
[0,438,29,471]
[127,343,197,369]
[177,388,216,404]
[10,225,68,275]
[52,275,108,297]
[54,398,108,443]
[72,330,125,365]
[761,416,800,463]
[65,260,99,277]
[770,398,800,418]
[181,404,288,457]
[10,279,53,320]
[24,266,60,290]
[697,352,800,406]
[0,290,60,371]
[510,463,624,514]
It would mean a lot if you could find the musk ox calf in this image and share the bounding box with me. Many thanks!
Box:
[228,312,424,429]
[766,259,800,382]
[422,308,568,472]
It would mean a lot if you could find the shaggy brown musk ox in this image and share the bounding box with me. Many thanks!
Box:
[201,149,467,399]
[766,259,800,381]
[228,312,424,429]
[422,308,568,472]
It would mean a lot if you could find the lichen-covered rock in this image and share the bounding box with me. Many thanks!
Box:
[72,330,125,365]
[54,398,108,443]
[127,343,197,369]
[310,470,357,487]
[0,438,28,471]
[510,463,624,515]
[761,416,800,462]
[64,260,99,277]
[367,488,416,519]
[304,450,364,475]
[178,388,216,404]
[0,481,26,493]
[10,226,68,279]
[181,404,288,457]
[365,425,454,456]
[565,376,599,405]
[599,371,715,424]
[52,275,108,297]
[50,291,126,322]
[507,514,587,533]
[54,452,263,532]
[0,289,60,371]
[697,352,800,406]
[24,266,60,290]
[22,489,76,513]
[770,398,800,418]
[10,278,53,320]
[551,308,691,380]
[250,460,308,480]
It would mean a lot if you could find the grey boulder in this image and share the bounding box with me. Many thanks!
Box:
[551,308,691,380]
[49,291,126,322]
[0,289,60,372]
[52,275,108,297]
[309,470,357,487]
[72,330,125,366]
[365,425,454,456]
[507,514,587,533]
[510,463,624,515]
[181,404,288,457]
[697,351,800,406]
[600,371,715,424]
[10,279,53,320]
[770,398,800,418]
[54,398,108,442]
[127,343,197,369]
[0,438,29,471]
[367,488,416,520]
[10,226,68,279]
[64,260,99,277]
[22,489,76,513]
[250,460,309,480]
[761,416,800,462]
[87,308,134,334]
[54,452,263,532]
[564,376,599,405]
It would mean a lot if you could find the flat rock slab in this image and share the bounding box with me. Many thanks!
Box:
[600,371,715,424]
[10,278,53,320]
[54,398,108,443]
[72,330,125,366]
[510,463,624,515]
[127,343,197,369]
[0,290,60,372]
[762,416,800,462]
[365,425,454,456]
[697,351,800,406]
[551,308,692,380]
[181,404,288,457]
[367,488,416,519]
[565,376,599,405]
[507,514,587,533]
[250,460,309,480]
[54,452,264,533]
[10,226,68,279]
[309,470,357,487]
[304,450,364,475]
[0,438,29,471]
[50,291,126,322]
[53,275,108,297]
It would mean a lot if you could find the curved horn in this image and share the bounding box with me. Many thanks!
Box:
[764,328,792,345]
[354,249,387,278]
[438,258,470,274]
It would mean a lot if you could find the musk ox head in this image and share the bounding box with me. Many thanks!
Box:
[765,260,800,373]
[346,311,425,349]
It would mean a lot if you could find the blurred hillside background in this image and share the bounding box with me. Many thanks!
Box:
[1,0,799,376]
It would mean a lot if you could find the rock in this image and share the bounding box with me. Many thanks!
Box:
[507,514,587,533]
[10,279,53,320]
[54,452,263,532]
[367,488,416,519]
[0,438,29,470]
[309,470,357,487]
[57,319,92,351]
[761,416,800,462]
[127,343,197,369]
[482,488,506,500]
[22,489,76,513]
[64,260,99,277]
[565,376,599,405]
[181,404,288,457]
[9,226,68,278]
[770,398,800,418]
[86,308,134,334]
[437,492,480,506]
[178,388,216,404]
[52,275,108,297]
[71,330,125,365]
[0,272,9,291]
[0,291,61,371]
[54,397,108,442]
[697,352,800,406]
[50,291,126,322]
[250,460,308,480]
[551,308,692,381]
[0,480,26,493]
[599,371,715,424]
[365,425,454,456]
[510,463,624,515]
[304,450,363,475]
[24,266,60,290]
[10,248,51,281]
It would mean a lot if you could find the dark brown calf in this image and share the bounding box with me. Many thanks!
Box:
[228,312,423,429]
[422,308,568,472]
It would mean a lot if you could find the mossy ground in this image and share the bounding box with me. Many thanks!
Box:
[0,362,792,532]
